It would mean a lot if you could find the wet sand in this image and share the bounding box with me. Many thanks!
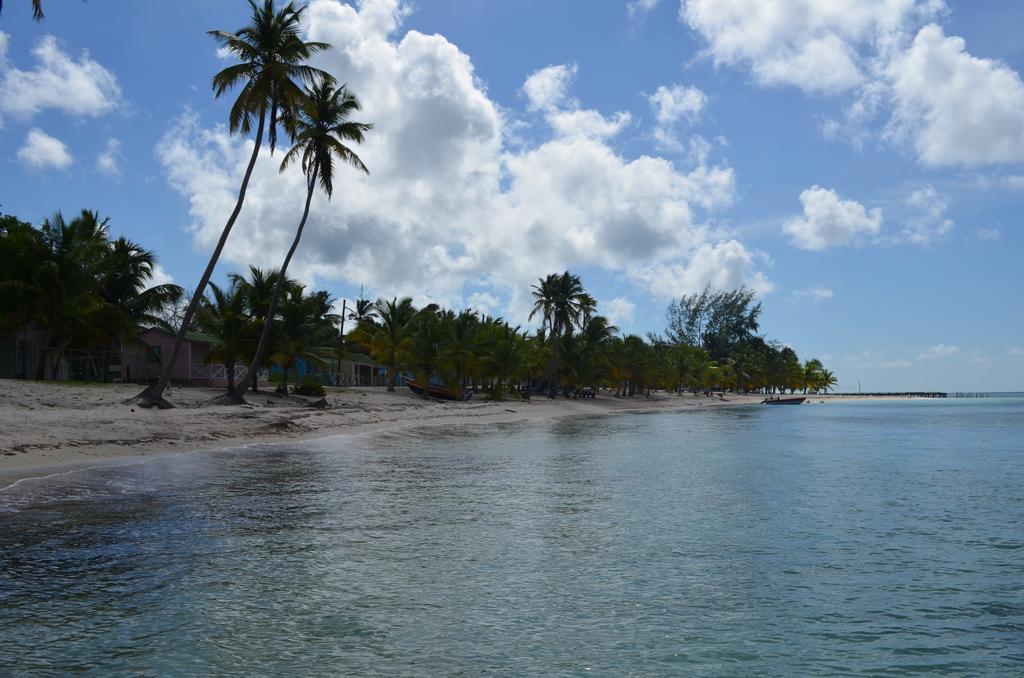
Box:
[0,381,765,488]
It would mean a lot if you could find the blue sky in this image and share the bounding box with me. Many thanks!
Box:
[1,0,1022,391]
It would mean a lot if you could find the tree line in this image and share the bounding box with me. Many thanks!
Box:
[0,213,835,400]
[343,272,836,400]
[0,210,182,380]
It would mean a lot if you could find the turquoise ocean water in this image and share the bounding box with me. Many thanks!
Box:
[1,398,1022,675]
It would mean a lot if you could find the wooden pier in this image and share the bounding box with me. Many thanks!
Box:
[831,392,947,398]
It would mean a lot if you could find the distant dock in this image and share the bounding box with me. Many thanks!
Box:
[831,392,997,399]
[832,392,948,398]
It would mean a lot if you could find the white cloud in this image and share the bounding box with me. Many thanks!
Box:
[522,63,578,112]
[677,0,945,94]
[844,350,912,369]
[792,286,833,302]
[523,62,633,141]
[783,186,882,250]
[466,291,501,317]
[648,83,707,151]
[157,0,762,326]
[17,128,73,170]
[547,109,633,141]
[891,184,952,245]
[148,263,175,287]
[0,32,122,121]
[1010,347,1024,358]
[975,228,1000,241]
[604,297,636,330]
[632,240,773,300]
[677,3,1024,168]
[1003,175,1024,190]
[650,84,707,126]
[628,0,662,19]
[886,25,1024,166]
[96,138,123,178]
[917,343,959,360]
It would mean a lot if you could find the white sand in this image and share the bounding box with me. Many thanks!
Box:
[0,380,766,488]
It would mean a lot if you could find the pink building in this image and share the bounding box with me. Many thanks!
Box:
[126,328,265,387]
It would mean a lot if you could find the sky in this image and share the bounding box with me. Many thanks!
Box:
[1,0,1022,392]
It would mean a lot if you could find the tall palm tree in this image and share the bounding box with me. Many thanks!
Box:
[269,286,339,394]
[229,266,298,391]
[348,298,378,327]
[229,266,295,325]
[135,0,331,408]
[29,210,110,378]
[529,271,592,397]
[100,237,182,331]
[820,368,838,394]
[405,306,448,393]
[195,281,248,392]
[226,79,371,402]
[576,314,617,392]
[445,309,480,391]
[349,297,417,392]
[90,237,182,382]
[802,358,824,393]
[478,323,528,401]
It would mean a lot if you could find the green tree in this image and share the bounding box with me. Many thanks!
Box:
[195,281,249,392]
[136,0,331,408]
[0,213,47,335]
[228,78,371,402]
[269,286,339,394]
[572,314,617,392]
[666,284,761,360]
[444,309,480,391]
[529,271,594,397]
[802,358,824,393]
[477,322,528,400]
[24,210,110,378]
[229,266,297,391]
[348,298,378,327]
[819,368,838,394]
[87,236,182,381]
[349,297,418,392]
[0,211,179,381]
[405,305,448,392]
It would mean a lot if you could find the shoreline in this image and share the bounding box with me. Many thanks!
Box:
[0,381,769,489]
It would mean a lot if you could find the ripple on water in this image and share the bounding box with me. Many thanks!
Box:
[1,401,1024,674]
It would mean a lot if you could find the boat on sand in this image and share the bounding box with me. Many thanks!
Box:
[405,378,472,401]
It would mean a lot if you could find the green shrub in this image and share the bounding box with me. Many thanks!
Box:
[293,375,325,397]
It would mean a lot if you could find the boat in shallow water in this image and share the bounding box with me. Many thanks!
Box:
[762,396,807,405]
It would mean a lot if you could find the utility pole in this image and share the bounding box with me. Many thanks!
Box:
[339,298,348,345]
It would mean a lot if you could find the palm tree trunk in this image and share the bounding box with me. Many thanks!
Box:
[547,334,559,398]
[226,358,235,392]
[225,169,317,403]
[133,112,267,409]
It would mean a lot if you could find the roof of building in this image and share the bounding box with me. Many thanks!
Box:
[346,353,379,366]
[141,327,219,345]
[185,332,219,345]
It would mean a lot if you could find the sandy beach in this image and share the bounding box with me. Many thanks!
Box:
[0,380,770,488]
